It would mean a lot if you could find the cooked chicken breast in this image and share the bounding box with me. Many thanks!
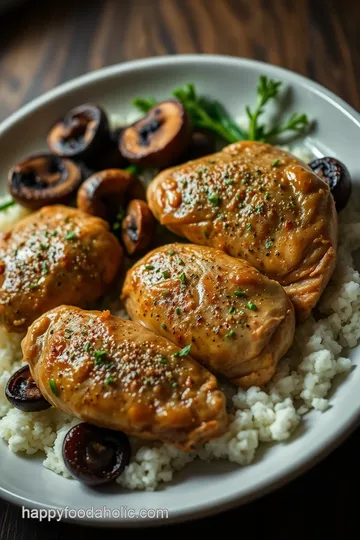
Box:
[0,205,122,333]
[147,141,338,320]
[122,243,295,388]
[23,306,227,450]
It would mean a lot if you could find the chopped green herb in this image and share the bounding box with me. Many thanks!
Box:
[224,179,234,186]
[246,223,252,231]
[105,375,114,385]
[171,382,178,388]
[175,307,181,315]
[179,272,186,285]
[49,378,59,397]
[225,329,235,339]
[228,306,235,314]
[161,323,167,330]
[41,262,49,274]
[234,290,246,297]
[84,342,91,353]
[208,193,220,206]
[178,258,185,266]
[65,231,77,241]
[182,180,188,187]
[162,270,169,279]
[64,328,73,338]
[0,199,16,212]
[162,290,170,297]
[265,192,271,200]
[271,159,280,167]
[29,282,39,289]
[94,350,107,365]
[173,344,192,357]
[169,250,175,256]
[145,265,155,271]
[39,243,48,250]
[160,357,168,365]
[265,240,273,249]
[52,231,58,237]
[247,302,257,311]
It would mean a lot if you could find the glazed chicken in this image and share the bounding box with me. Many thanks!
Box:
[122,243,295,388]
[147,141,338,320]
[0,205,122,333]
[22,306,227,450]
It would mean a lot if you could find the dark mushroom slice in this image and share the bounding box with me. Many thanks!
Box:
[5,365,51,412]
[62,423,131,486]
[179,129,217,162]
[119,100,192,168]
[76,169,145,222]
[309,156,352,212]
[8,154,82,210]
[121,199,156,255]
[47,104,116,168]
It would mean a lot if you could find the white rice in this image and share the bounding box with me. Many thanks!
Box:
[0,146,358,491]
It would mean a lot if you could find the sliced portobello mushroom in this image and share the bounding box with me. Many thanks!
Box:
[76,169,145,222]
[6,365,51,412]
[309,156,352,212]
[121,199,156,255]
[62,422,131,486]
[119,100,192,168]
[8,154,82,210]
[47,104,124,168]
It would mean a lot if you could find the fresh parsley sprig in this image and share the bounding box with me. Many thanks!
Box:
[132,76,309,145]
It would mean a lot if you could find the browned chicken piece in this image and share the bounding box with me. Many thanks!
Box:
[0,205,122,333]
[23,305,227,450]
[147,141,338,321]
[122,243,295,388]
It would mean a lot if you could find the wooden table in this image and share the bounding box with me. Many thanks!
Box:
[0,0,359,537]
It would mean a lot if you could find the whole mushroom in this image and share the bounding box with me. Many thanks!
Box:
[8,154,82,210]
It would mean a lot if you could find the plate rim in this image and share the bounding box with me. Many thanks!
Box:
[0,54,360,527]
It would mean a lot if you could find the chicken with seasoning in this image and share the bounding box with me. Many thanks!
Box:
[22,306,227,450]
[122,243,295,388]
[147,141,338,320]
[0,205,122,333]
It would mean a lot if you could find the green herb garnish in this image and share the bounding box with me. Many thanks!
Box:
[0,200,16,212]
[225,329,235,339]
[145,265,155,271]
[173,344,192,358]
[94,350,107,365]
[246,223,252,231]
[105,375,114,385]
[65,231,77,241]
[161,323,167,329]
[234,290,246,297]
[175,307,181,315]
[208,193,220,206]
[49,378,59,397]
[265,240,273,249]
[84,342,91,353]
[179,272,186,286]
[247,302,257,311]
[169,250,175,256]
[228,306,235,314]
[271,159,280,167]
[162,270,169,279]
[162,290,169,297]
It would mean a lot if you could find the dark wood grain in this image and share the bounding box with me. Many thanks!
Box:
[0,0,359,537]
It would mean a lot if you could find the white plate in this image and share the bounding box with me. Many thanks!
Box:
[0,55,360,527]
